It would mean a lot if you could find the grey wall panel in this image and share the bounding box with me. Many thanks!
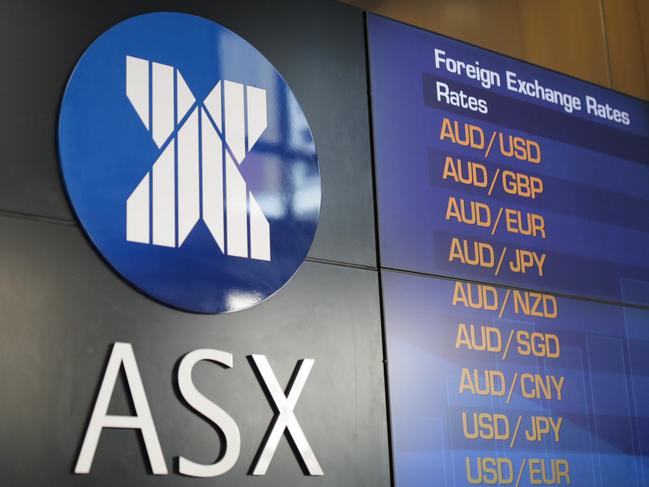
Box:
[0,0,376,267]
[0,215,390,486]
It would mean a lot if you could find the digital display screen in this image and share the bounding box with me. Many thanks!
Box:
[382,271,649,487]
[367,13,649,487]
[368,14,649,306]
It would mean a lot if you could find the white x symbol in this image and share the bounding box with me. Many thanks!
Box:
[250,354,323,476]
[125,55,271,260]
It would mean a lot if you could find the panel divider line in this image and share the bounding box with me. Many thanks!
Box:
[3,206,649,312]
[0,208,77,227]
[598,0,614,88]
[0,209,380,273]
[381,265,649,311]
[362,11,396,487]
[304,256,377,272]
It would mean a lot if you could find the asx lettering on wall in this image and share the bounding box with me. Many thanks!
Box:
[74,343,323,477]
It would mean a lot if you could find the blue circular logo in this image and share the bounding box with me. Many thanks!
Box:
[58,13,321,313]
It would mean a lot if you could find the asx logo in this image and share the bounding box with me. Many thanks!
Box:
[125,56,270,261]
[58,13,320,313]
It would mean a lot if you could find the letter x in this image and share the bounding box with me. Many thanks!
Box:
[249,355,323,476]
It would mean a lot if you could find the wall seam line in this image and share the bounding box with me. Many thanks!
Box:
[361,10,397,487]
[599,0,614,87]
[0,209,77,227]
[632,0,649,97]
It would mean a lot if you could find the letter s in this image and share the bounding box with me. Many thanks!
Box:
[478,98,488,114]
[177,349,241,477]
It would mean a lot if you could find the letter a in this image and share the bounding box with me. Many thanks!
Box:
[74,342,167,475]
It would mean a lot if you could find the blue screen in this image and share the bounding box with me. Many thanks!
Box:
[368,14,649,306]
[368,13,649,487]
[382,271,649,487]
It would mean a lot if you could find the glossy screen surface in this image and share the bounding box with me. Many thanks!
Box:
[368,13,649,487]
[368,14,649,306]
